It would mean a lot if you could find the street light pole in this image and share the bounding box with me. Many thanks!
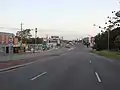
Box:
[35,28,37,52]
[108,29,110,50]
[105,21,111,51]
[20,23,23,51]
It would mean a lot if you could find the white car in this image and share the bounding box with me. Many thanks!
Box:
[65,44,71,48]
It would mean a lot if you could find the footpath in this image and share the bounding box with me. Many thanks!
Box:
[0,47,68,71]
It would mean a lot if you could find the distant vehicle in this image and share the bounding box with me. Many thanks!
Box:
[69,42,74,46]
[65,44,71,48]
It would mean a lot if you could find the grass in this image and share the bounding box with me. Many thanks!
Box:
[91,50,120,60]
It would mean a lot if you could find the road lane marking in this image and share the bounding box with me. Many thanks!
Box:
[89,60,92,64]
[0,61,38,73]
[95,72,102,83]
[30,72,47,81]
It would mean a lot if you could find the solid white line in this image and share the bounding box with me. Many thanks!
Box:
[0,61,38,73]
[95,72,102,83]
[30,72,47,81]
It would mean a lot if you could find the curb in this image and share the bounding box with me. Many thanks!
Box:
[0,53,57,72]
[0,61,36,72]
[0,47,67,72]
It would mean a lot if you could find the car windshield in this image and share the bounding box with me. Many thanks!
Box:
[0,0,120,90]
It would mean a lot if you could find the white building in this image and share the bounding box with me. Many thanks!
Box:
[49,36,61,48]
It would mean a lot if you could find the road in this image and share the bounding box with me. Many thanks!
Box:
[0,44,120,90]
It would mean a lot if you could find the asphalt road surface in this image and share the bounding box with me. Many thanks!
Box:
[0,44,120,90]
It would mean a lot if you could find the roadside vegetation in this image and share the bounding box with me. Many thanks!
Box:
[92,50,120,60]
[87,10,120,60]
[92,10,120,51]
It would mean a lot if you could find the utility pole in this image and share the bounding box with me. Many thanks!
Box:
[46,34,48,43]
[20,23,23,51]
[108,29,110,50]
[35,28,37,52]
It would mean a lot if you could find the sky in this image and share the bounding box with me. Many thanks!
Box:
[0,0,120,40]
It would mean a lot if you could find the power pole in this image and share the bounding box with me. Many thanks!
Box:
[46,34,48,43]
[20,23,23,51]
[35,28,37,52]
[108,29,110,50]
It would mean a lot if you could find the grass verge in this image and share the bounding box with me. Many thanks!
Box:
[91,50,120,60]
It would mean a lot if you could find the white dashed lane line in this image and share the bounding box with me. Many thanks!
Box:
[95,72,102,83]
[30,72,47,81]
[89,60,92,64]
[88,60,102,83]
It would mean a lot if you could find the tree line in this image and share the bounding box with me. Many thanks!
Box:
[93,11,120,51]
[94,27,120,50]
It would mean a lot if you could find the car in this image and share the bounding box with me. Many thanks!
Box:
[65,44,71,48]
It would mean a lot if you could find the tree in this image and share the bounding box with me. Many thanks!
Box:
[93,10,120,51]
[114,35,120,50]
[17,29,32,44]
[93,27,120,50]
[22,29,32,39]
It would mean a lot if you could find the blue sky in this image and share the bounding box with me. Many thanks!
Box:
[0,0,119,39]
